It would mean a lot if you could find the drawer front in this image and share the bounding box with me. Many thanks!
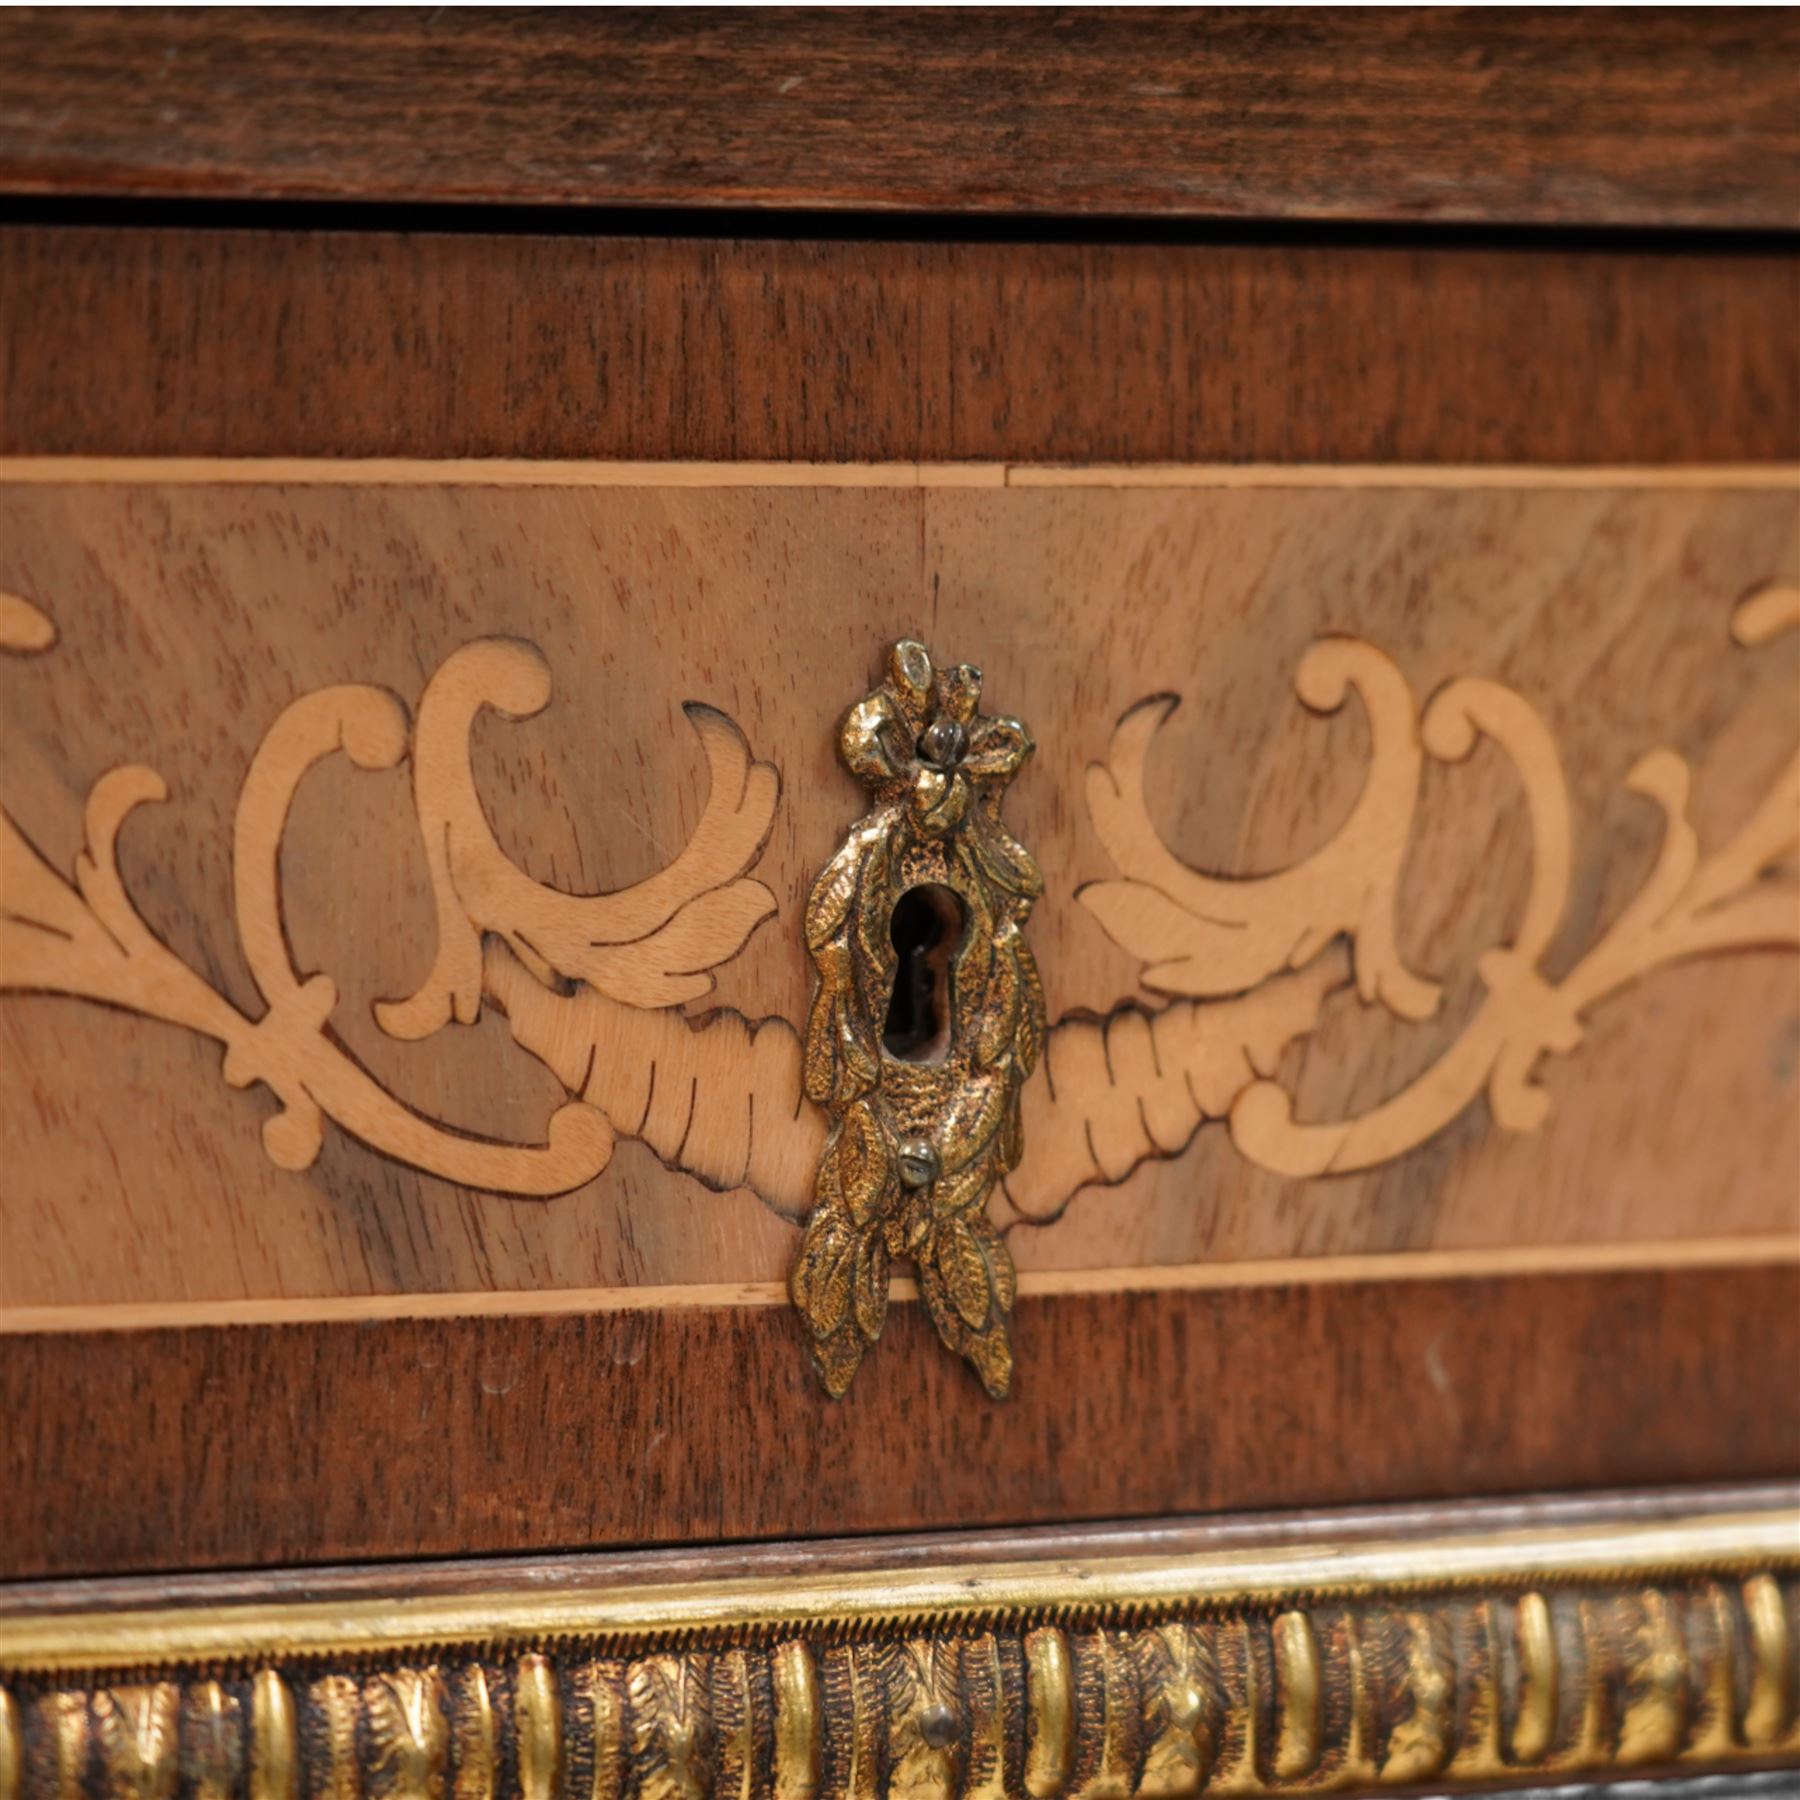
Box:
[3,15,1800,1800]
[1,226,1796,1582]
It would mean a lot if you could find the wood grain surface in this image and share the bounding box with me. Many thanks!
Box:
[4,474,1795,1313]
[2,229,1796,466]
[2,214,1794,1575]
[0,9,1796,228]
[2,1261,1795,1579]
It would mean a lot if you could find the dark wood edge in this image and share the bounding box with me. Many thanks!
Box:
[5,1264,1797,1580]
[7,1482,1795,1619]
[3,228,1796,463]
[1,9,1797,229]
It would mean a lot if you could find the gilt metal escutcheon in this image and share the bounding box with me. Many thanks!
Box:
[790,640,1045,1398]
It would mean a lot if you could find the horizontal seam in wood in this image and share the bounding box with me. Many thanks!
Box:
[4,1233,1793,1336]
[0,459,1795,489]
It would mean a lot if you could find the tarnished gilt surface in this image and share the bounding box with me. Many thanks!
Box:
[3,1510,1796,1800]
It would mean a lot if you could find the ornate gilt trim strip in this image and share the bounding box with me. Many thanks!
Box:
[4,1510,1795,1800]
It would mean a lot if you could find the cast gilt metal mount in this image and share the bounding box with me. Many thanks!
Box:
[4,1505,1795,1800]
[791,640,1044,1398]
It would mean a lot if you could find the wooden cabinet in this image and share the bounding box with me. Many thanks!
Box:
[1,14,1795,1800]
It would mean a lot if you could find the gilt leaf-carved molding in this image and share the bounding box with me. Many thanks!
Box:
[2,1508,1796,1800]
[1079,586,1800,1178]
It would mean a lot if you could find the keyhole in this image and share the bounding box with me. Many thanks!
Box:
[882,884,967,1064]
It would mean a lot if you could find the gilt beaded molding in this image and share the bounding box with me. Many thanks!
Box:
[2,1509,1797,1800]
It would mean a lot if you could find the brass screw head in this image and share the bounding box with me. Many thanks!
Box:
[918,1703,957,1749]
[917,717,968,770]
[896,1139,941,1189]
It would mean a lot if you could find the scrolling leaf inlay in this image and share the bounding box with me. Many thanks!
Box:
[0,592,1343,1277]
[0,602,778,1197]
[1078,586,1800,1177]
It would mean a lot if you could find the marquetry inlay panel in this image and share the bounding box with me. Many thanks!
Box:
[1,466,1795,1327]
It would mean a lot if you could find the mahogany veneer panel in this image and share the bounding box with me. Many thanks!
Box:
[5,1263,1797,1579]
[1,229,1796,464]
[0,9,1796,228]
